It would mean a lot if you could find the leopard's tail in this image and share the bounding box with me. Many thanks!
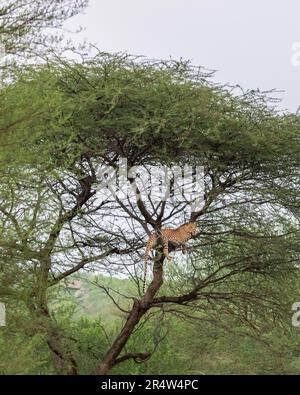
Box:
[143,258,148,294]
[143,237,152,294]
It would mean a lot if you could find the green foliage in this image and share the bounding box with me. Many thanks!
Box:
[0,53,299,375]
[3,55,300,173]
[2,275,300,375]
[0,331,51,375]
[0,0,88,54]
[0,303,53,375]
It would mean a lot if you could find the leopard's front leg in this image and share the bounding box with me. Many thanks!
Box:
[182,244,187,254]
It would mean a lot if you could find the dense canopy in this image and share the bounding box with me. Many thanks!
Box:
[0,53,300,374]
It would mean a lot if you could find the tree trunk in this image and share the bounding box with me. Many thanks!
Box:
[47,335,77,375]
[32,257,79,374]
[41,305,78,375]
[96,255,164,375]
[46,334,78,375]
[28,295,78,375]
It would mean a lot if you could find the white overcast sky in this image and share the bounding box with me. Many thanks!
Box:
[64,0,300,112]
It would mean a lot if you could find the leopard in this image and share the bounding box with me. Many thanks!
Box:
[143,222,198,293]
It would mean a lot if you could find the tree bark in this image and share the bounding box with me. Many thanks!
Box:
[46,333,78,375]
[96,254,164,375]
[28,296,78,375]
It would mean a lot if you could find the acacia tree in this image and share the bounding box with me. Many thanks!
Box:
[0,0,88,54]
[0,54,300,374]
[0,0,88,152]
